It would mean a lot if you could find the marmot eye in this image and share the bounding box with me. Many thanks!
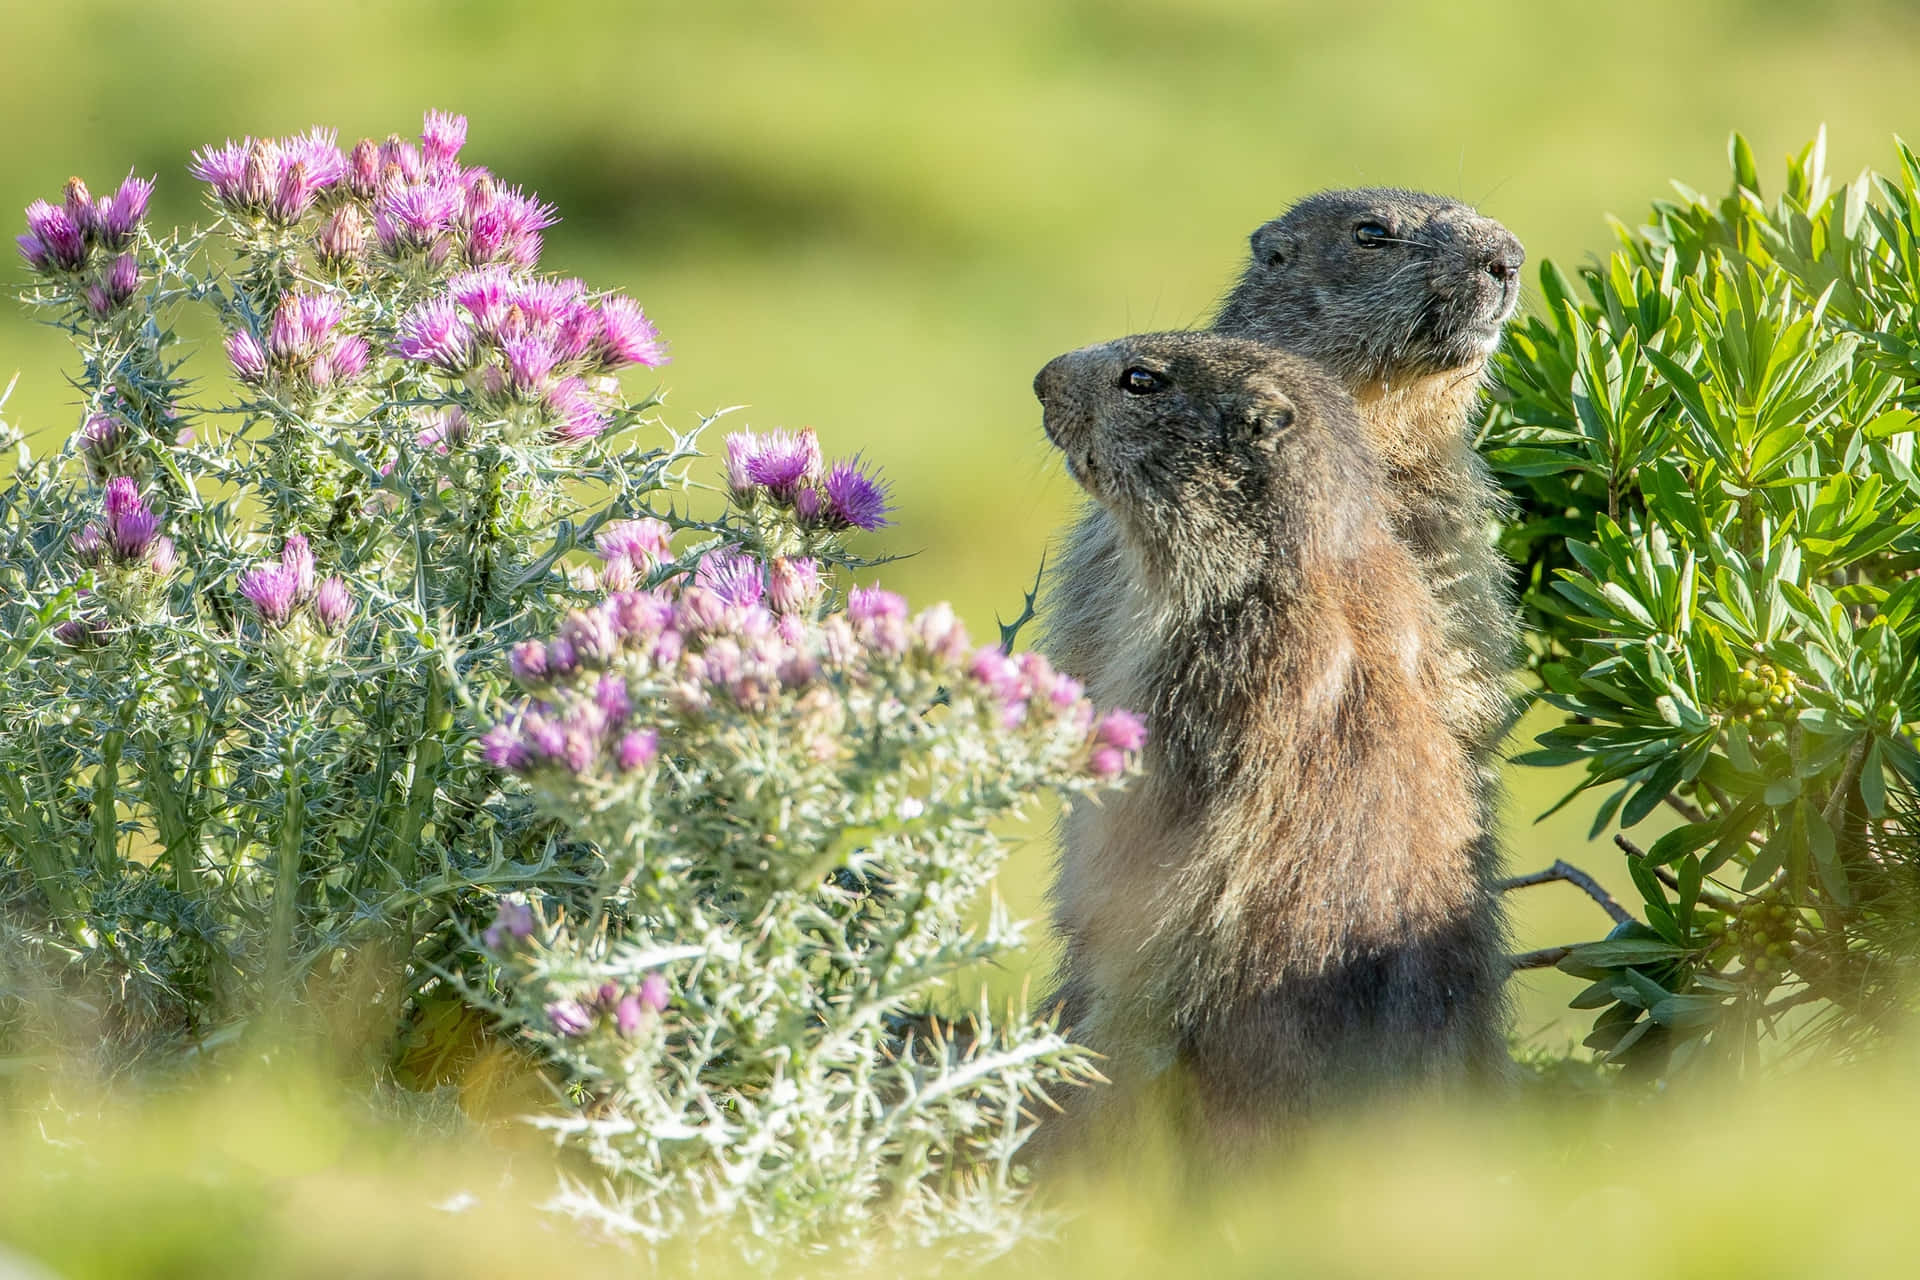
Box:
[1353,222,1392,247]
[1119,367,1168,395]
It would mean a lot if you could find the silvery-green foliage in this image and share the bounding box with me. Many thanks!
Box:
[1491,130,1920,1071]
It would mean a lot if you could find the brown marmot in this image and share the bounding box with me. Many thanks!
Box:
[1049,187,1525,769]
[1033,333,1501,1155]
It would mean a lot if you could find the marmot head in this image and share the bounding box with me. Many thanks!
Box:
[1218,188,1524,383]
[1034,332,1371,589]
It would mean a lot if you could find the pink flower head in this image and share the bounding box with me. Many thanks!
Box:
[481,897,535,950]
[226,330,268,384]
[592,296,668,370]
[968,646,1027,707]
[100,252,139,310]
[480,722,531,778]
[545,377,610,441]
[316,205,368,267]
[268,292,343,362]
[696,550,766,609]
[147,536,178,577]
[847,585,909,656]
[745,428,822,501]
[71,523,105,565]
[98,173,153,250]
[1094,708,1148,753]
[346,138,382,198]
[239,563,299,628]
[596,518,674,573]
[615,728,659,772]
[375,182,460,255]
[279,534,316,599]
[509,640,550,684]
[821,456,893,531]
[912,602,971,665]
[420,110,467,170]
[101,478,160,562]
[501,333,559,395]
[639,972,670,1013]
[768,557,823,615]
[394,296,474,372]
[22,199,86,271]
[1088,747,1128,780]
[312,575,354,632]
[546,1000,594,1037]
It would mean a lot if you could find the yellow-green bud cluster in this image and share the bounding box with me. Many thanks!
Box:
[1702,897,1796,977]
[1727,658,1799,730]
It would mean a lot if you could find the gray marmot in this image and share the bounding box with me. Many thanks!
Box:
[1033,333,1501,1154]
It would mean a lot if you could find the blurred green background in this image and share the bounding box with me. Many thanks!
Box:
[4,0,1917,1041]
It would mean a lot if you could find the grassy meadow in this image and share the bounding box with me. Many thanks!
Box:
[5,1,1920,1271]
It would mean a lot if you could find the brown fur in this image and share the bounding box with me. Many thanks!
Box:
[1033,335,1500,1158]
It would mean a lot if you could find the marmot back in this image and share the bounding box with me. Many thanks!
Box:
[1034,333,1502,1157]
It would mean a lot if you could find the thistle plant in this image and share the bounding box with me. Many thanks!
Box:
[1491,130,1920,1071]
[0,111,1143,1257]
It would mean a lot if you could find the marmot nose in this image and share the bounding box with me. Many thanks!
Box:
[1481,231,1525,283]
[1034,355,1068,405]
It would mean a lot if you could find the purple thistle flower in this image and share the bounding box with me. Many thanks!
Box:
[103,475,140,519]
[71,523,105,565]
[509,640,549,684]
[518,277,589,330]
[415,408,469,453]
[61,178,95,240]
[81,284,115,319]
[793,486,826,526]
[743,428,823,501]
[394,296,473,372]
[481,897,535,951]
[822,456,893,531]
[280,127,347,191]
[226,330,268,384]
[546,1000,595,1038]
[312,575,354,632]
[613,993,648,1036]
[546,636,579,677]
[280,534,316,599]
[374,183,459,254]
[346,138,381,198]
[553,308,599,363]
[847,585,907,626]
[268,292,343,361]
[80,412,127,456]
[560,606,619,665]
[501,334,559,395]
[187,138,262,211]
[319,334,370,386]
[448,268,512,333]
[421,110,467,170]
[768,557,823,615]
[1088,747,1128,780]
[239,563,299,628]
[1094,708,1149,753]
[102,252,139,308]
[16,233,50,271]
[596,518,673,571]
[55,617,101,648]
[592,296,668,370]
[615,728,659,772]
[315,205,368,267]
[479,723,531,772]
[696,551,766,609]
[968,646,1027,708]
[594,674,632,723]
[913,602,971,664]
[106,504,160,563]
[22,200,85,271]
[724,432,760,496]
[147,536,177,578]
[269,161,318,224]
[638,971,670,1013]
[98,173,153,251]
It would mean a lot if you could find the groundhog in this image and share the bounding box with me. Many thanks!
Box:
[1033,333,1502,1156]
[1049,187,1525,766]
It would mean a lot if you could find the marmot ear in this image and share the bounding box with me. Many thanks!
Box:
[1250,221,1296,270]
[1232,378,1296,448]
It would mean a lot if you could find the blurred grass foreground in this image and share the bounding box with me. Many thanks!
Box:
[9,1,1920,1275]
